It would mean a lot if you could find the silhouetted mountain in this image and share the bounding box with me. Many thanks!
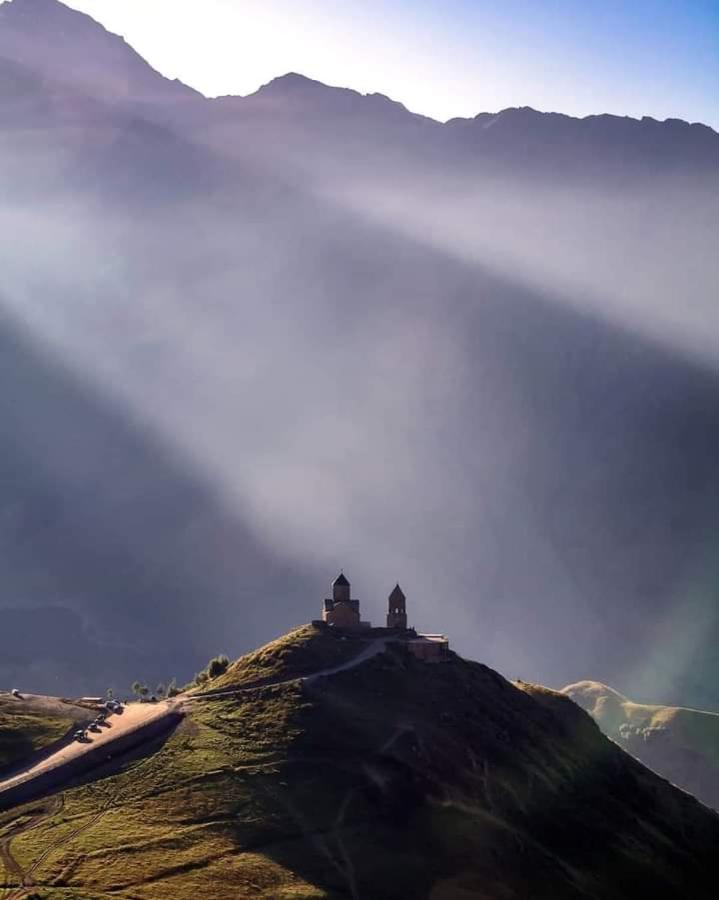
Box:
[1,0,719,708]
[0,0,199,107]
[446,106,719,174]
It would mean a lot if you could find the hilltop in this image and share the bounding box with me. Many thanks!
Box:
[563,680,719,810]
[1,628,718,899]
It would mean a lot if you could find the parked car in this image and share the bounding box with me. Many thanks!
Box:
[11,688,21,698]
[73,730,87,742]
[88,722,100,733]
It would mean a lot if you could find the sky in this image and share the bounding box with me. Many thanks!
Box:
[3,0,718,126]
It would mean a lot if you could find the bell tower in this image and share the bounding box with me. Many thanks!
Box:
[386,583,407,629]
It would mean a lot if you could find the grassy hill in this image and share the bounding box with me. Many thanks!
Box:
[195,625,370,693]
[1,629,718,899]
[562,680,719,810]
[0,693,90,773]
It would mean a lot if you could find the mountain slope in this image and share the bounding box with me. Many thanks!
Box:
[1,629,718,899]
[0,0,200,106]
[563,680,719,810]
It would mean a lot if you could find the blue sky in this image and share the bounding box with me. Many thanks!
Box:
[4,0,719,125]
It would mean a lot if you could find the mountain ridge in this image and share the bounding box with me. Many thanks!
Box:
[0,0,201,104]
[1,0,716,138]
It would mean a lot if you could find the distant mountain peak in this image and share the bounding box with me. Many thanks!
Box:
[263,72,325,91]
[0,0,201,104]
[239,70,432,128]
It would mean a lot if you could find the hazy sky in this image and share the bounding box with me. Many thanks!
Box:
[4,0,718,126]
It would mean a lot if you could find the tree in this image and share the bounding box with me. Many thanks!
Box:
[156,682,166,699]
[139,684,150,701]
[131,681,143,699]
[207,655,230,680]
[167,678,179,698]
[106,688,114,700]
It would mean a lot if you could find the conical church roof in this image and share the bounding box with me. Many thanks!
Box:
[332,572,350,587]
[389,583,405,600]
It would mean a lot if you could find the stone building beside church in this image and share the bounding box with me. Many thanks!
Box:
[320,571,449,661]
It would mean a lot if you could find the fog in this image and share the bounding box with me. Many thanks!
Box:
[1,1,719,707]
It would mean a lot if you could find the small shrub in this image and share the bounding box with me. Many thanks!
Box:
[207,655,230,679]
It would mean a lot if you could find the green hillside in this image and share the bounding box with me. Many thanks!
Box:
[563,680,719,810]
[196,624,369,692]
[0,694,89,772]
[1,630,719,899]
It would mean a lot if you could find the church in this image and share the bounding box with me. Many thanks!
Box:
[320,572,449,660]
[322,571,406,630]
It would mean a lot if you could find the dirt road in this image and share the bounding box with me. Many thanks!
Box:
[0,700,179,801]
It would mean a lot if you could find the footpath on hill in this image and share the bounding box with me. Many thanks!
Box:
[187,636,390,702]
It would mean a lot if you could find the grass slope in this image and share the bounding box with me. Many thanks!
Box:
[1,630,718,899]
[0,694,89,772]
[200,624,371,692]
[562,680,719,810]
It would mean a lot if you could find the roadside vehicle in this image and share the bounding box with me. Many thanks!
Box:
[11,688,21,698]
[73,730,87,742]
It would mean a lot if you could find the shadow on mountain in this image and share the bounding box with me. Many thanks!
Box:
[0,312,318,695]
[239,649,719,899]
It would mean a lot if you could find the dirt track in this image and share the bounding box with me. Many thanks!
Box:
[0,700,179,802]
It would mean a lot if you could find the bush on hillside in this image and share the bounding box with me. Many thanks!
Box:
[207,655,230,679]
[180,653,232,692]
